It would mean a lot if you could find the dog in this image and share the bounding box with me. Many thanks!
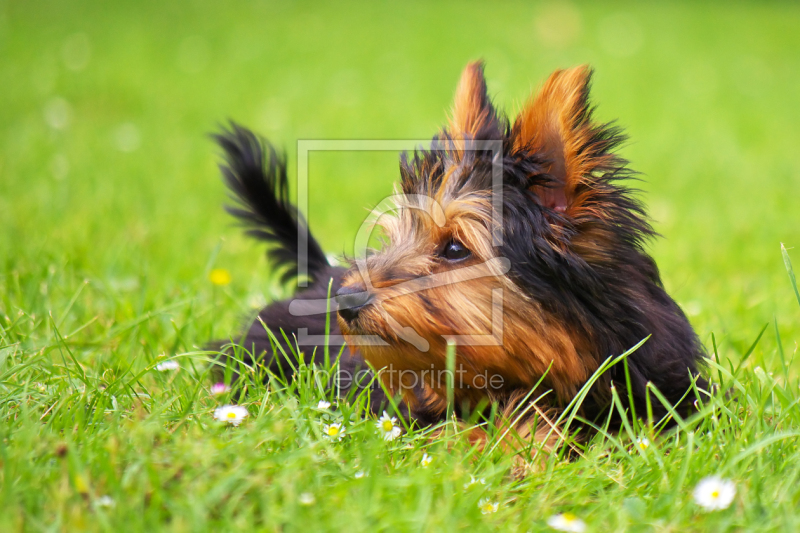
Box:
[212,62,707,450]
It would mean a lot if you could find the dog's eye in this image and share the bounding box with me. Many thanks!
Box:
[441,240,471,261]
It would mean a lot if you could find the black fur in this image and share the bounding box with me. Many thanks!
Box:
[213,123,328,283]
[211,124,403,415]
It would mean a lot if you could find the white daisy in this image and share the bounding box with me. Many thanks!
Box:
[298,492,315,505]
[693,476,736,511]
[210,383,230,395]
[547,512,587,533]
[479,498,499,514]
[155,360,179,371]
[213,405,248,426]
[421,453,432,467]
[464,475,486,489]
[376,411,402,441]
[317,400,332,409]
[94,495,115,508]
[636,437,650,450]
[323,422,346,441]
[354,470,367,479]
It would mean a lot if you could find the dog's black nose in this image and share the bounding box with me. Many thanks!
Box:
[336,285,372,322]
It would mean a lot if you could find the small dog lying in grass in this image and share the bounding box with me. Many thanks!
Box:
[213,62,707,452]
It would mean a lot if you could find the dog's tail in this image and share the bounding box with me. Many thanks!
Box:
[213,122,329,284]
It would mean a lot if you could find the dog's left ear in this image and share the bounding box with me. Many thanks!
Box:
[511,66,618,214]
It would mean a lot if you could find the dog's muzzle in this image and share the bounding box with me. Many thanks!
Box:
[335,285,373,323]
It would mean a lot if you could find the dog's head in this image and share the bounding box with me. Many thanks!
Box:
[336,62,702,410]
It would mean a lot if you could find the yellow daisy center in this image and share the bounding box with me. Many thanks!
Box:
[563,512,577,522]
[382,420,394,432]
[328,426,340,436]
[711,490,719,499]
[226,412,237,419]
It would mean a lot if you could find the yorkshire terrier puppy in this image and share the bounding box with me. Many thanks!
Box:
[213,62,707,448]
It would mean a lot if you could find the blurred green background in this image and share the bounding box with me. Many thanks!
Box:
[1,0,799,359]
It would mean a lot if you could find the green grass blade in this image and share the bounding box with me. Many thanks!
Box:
[781,243,800,309]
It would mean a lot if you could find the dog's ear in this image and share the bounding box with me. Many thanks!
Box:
[447,61,502,144]
[511,66,619,214]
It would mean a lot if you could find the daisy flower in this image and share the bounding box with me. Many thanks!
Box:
[376,411,402,441]
[213,405,248,426]
[693,476,736,511]
[635,437,650,450]
[547,512,587,533]
[317,400,331,409]
[323,422,346,441]
[210,383,230,395]
[94,495,115,508]
[354,470,367,479]
[209,268,231,286]
[421,453,432,468]
[298,492,315,506]
[479,498,499,514]
[155,360,179,371]
[464,475,486,489]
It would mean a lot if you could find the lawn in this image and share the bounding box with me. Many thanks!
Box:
[2,1,800,531]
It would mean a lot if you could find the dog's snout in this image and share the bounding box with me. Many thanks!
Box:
[336,284,372,322]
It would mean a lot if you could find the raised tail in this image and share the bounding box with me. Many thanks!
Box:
[213,122,329,284]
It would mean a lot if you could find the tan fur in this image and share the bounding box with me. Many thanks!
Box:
[341,191,594,408]
[424,392,567,477]
[449,61,494,140]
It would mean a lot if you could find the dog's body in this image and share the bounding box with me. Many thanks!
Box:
[214,63,707,444]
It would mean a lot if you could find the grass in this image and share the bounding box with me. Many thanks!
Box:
[2,0,800,530]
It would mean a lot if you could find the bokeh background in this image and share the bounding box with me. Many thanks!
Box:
[2,1,799,361]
